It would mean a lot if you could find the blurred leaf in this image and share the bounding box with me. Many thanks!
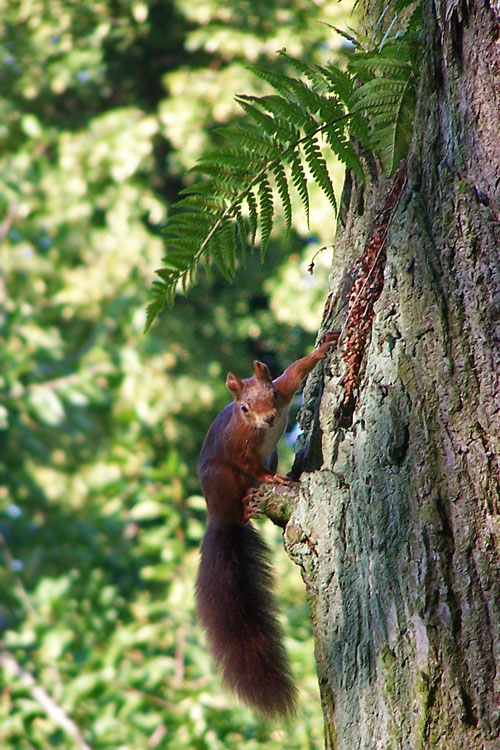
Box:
[128,500,165,520]
[27,388,65,426]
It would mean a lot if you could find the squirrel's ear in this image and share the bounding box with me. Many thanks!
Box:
[253,360,272,382]
[226,372,243,399]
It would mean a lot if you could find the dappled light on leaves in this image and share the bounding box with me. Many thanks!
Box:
[0,0,355,747]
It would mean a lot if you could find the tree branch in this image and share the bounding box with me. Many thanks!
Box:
[0,651,91,750]
[253,480,301,528]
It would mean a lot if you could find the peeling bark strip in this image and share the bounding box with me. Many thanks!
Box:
[339,162,407,425]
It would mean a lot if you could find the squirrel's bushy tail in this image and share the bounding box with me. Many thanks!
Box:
[195,522,297,718]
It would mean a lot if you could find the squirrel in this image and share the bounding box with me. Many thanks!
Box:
[196,332,338,718]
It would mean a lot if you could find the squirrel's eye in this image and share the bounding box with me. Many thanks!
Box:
[273,388,279,399]
[240,404,249,413]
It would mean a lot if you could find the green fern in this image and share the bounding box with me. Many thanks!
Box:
[146,22,422,329]
[145,53,364,330]
[348,39,418,174]
[348,2,421,175]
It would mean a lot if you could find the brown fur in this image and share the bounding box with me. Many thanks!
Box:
[196,334,338,716]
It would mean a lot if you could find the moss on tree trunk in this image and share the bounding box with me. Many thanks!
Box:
[288,1,500,747]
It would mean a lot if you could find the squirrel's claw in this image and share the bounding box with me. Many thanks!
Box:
[242,489,263,522]
[318,330,340,355]
[258,472,290,485]
[272,473,291,485]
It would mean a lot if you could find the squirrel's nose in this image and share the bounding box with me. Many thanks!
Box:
[264,413,275,425]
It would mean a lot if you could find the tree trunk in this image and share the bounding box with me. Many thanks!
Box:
[288,2,500,747]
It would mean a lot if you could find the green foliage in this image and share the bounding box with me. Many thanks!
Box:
[147,13,422,328]
[146,55,362,329]
[349,22,421,173]
[0,0,347,747]
[349,0,422,173]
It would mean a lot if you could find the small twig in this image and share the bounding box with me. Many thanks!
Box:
[0,651,91,750]
[174,625,185,686]
[307,244,333,275]
[251,481,300,528]
[110,681,176,711]
[5,362,110,400]
[148,724,167,748]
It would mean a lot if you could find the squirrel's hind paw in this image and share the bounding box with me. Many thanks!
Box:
[242,489,263,522]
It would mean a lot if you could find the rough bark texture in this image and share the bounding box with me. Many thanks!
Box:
[286,2,500,748]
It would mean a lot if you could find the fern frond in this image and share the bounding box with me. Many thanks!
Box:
[216,124,281,160]
[284,76,328,114]
[352,77,409,105]
[272,162,292,232]
[350,52,416,175]
[317,65,354,104]
[258,177,273,256]
[219,220,237,277]
[369,83,415,173]
[193,167,250,192]
[166,213,213,236]
[257,94,318,133]
[211,240,234,281]
[194,151,265,175]
[349,55,411,77]
[235,96,295,142]
[234,204,249,253]
[246,189,258,244]
[324,118,364,177]
[303,135,337,214]
[278,52,328,90]
[248,66,322,113]
[146,37,421,328]
[179,181,227,201]
[289,151,310,226]
[145,277,175,330]
[155,251,190,272]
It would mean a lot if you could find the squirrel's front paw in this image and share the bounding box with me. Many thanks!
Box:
[318,330,340,355]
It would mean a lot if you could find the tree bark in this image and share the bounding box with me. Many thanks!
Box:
[288,2,500,747]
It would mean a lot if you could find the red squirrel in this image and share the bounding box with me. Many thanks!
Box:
[196,333,338,717]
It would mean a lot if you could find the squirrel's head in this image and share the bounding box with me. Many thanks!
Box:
[226,361,280,430]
